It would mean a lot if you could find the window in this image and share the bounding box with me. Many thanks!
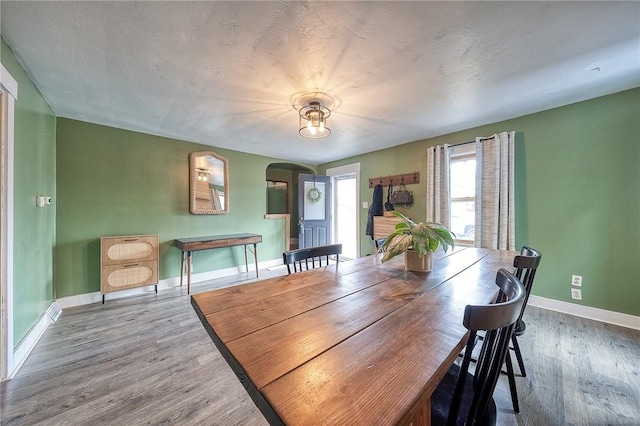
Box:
[449,144,476,243]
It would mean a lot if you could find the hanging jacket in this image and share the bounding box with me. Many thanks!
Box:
[365,184,384,239]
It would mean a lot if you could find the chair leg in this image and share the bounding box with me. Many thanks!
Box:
[505,351,520,413]
[511,334,527,377]
[448,331,477,425]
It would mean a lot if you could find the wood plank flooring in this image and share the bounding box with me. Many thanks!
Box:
[1,266,639,425]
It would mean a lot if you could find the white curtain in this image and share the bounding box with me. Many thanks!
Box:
[474,132,515,250]
[426,144,451,227]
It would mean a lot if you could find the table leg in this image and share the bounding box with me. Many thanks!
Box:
[187,251,192,294]
[253,243,259,278]
[179,251,185,287]
[244,244,249,273]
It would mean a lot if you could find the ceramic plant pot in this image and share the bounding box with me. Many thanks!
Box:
[405,249,432,272]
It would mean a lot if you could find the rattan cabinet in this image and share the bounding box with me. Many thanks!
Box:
[373,216,403,240]
[100,234,159,303]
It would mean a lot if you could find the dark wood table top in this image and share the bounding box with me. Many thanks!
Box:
[174,233,262,251]
[191,247,516,425]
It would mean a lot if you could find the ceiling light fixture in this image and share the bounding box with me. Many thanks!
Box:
[197,169,210,181]
[299,101,331,138]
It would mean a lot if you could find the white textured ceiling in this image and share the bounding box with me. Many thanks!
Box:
[1,1,639,164]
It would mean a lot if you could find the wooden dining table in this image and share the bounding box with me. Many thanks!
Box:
[191,247,516,425]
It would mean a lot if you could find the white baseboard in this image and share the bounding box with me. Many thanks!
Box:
[55,284,163,308]
[10,302,61,378]
[55,258,284,310]
[528,295,640,330]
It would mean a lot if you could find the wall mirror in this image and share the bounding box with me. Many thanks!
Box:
[189,151,229,214]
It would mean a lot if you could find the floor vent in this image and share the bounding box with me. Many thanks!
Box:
[47,302,62,323]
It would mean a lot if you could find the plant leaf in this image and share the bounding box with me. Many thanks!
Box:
[378,213,455,262]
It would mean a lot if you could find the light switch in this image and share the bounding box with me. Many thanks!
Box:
[362,201,369,208]
[36,195,52,207]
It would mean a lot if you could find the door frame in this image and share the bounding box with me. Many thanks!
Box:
[1,63,17,380]
[326,163,361,258]
[298,174,332,248]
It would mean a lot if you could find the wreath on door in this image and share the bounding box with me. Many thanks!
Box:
[307,187,324,203]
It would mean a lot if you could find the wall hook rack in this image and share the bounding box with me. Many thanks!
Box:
[368,172,420,188]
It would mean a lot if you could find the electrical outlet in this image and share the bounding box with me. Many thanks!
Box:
[571,275,582,287]
[571,288,582,300]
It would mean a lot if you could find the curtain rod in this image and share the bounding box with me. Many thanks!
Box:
[438,136,494,149]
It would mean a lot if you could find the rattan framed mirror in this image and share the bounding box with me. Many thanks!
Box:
[189,151,229,214]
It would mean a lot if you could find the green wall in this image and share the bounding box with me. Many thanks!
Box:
[55,118,314,298]
[320,88,640,317]
[1,39,57,347]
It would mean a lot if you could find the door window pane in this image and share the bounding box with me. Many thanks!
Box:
[304,181,326,220]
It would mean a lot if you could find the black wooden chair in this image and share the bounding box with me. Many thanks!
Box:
[431,268,526,425]
[503,246,542,413]
[282,243,342,274]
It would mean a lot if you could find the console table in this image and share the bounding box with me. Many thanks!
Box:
[174,233,262,294]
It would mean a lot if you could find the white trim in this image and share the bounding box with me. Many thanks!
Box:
[56,257,284,309]
[528,295,640,330]
[56,284,165,309]
[0,64,18,99]
[0,64,17,380]
[9,302,58,379]
[5,89,15,376]
[325,162,361,176]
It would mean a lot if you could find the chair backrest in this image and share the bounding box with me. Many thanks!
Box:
[512,246,542,326]
[282,244,342,274]
[448,269,526,425]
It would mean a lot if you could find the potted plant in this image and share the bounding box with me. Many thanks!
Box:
[378,212,455,272]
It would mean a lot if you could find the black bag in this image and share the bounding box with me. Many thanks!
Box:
[390,184,413,206]
[384,183,395,211]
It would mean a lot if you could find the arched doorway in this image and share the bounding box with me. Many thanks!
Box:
[265,163,313,251]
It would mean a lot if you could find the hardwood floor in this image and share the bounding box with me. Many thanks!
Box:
[1,266,639,425]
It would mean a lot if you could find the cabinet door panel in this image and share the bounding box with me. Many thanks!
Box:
[101,260,158,293]
[101,235,158,265]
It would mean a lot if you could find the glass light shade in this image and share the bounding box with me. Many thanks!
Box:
[299,101,331,138]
